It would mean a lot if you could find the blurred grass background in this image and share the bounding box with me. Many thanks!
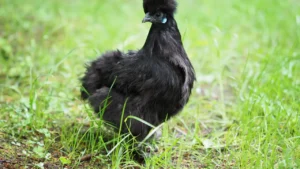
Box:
[0,0,299,168]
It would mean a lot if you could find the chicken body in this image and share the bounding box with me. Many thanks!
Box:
[81,0,195,140]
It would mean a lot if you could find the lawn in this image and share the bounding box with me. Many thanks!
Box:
[0,0,299,168]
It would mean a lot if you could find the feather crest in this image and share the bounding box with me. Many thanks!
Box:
[143,0,177,14]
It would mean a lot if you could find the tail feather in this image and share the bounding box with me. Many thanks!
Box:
[80,50,123,99]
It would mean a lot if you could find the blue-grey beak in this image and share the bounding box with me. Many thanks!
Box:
[142,12,152,23]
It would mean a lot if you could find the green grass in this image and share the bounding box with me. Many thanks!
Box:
[0,0,299,168]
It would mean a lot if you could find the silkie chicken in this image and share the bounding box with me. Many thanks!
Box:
[81,0,195,141]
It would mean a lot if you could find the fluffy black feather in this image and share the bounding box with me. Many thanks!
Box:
[143,0,177,15]
[81,0,195,141]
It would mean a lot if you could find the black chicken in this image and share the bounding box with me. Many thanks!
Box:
[81,0,195,141]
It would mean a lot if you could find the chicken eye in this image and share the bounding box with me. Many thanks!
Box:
[155,12,162,17]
